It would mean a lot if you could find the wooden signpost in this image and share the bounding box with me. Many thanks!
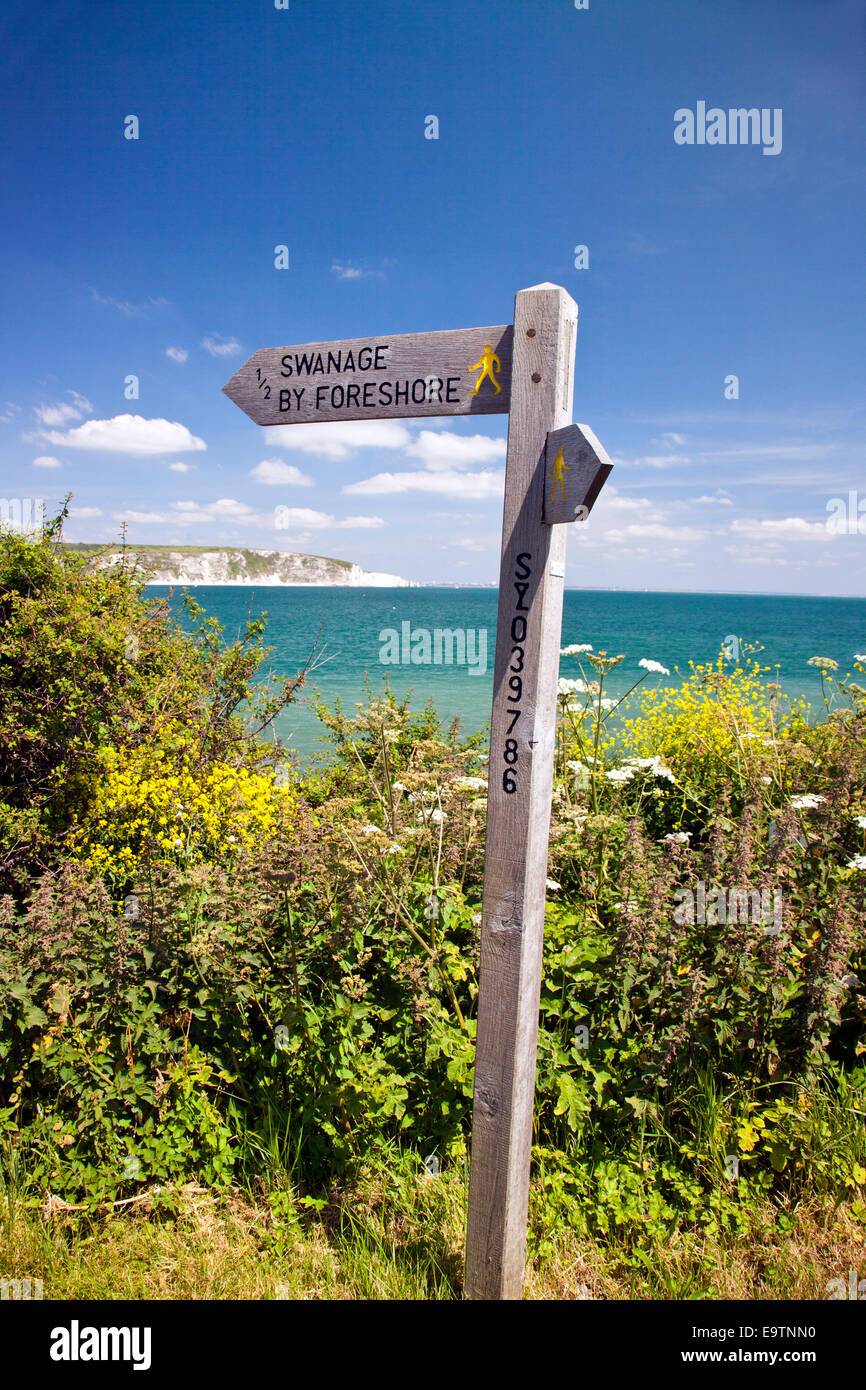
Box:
[223,283,612,1300]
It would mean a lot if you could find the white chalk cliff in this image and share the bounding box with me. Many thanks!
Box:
[88,546,414,587]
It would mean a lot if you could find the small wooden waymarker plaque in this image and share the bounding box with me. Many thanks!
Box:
[543,422,613,525]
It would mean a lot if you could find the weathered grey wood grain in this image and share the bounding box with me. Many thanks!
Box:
[544,422,613,525]
[223,325,513,425]
[465,284,578,1300]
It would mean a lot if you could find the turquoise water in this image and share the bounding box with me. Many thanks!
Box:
[146,587,866,761]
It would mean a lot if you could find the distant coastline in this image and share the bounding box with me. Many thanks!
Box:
[64,543,415,588]
[59,547,864,599]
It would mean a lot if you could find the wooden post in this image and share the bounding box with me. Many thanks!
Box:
[466,283,578,1300]
[220,291,612,1302]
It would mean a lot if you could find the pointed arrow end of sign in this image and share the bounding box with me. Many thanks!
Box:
[222,363,247,402]
[573,423,613,469]
[222,353,265,414]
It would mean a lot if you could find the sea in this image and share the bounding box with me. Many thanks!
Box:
[145,587,866,763]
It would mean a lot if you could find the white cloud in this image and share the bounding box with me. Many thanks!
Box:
[702,444,837,461]
[250,458,314,487]
[112,510,169,525]
[211,498,255,517]
[69,506,102,518]
[33,455,62,469]
[176,498,255,519]
[344,469,504,501]
[405,430,506,472]
[336,430,508,501]
[638,453,691,470]
[33,415,206,456]
[723,547,789,566]
[588,491,667,529]
[597,491,663,517]
[692,494,732,505]
[91,290,167,317]
[428,510,484,521]
[612,448,693,472]
[603,522,709,543]
[201,334,241,358]
[34,392,92,428]
[168,461,195,472]
[731,517,831,543]
[447,537,488,552]
[166,346,188,363]
[113,498,254,527]
[331,262,384,280]
[265,420,411,459]
[275,507,384,530]
[111,499,384,533]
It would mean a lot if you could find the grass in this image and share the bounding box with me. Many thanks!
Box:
[2,1165,862,1301]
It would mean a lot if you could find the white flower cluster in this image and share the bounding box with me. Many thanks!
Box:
[623,756,676,783]
[790,794,824,811]
[605,767,636,783]
[638,658,670,675]
[603,755,676,786]
[561,643,593,655]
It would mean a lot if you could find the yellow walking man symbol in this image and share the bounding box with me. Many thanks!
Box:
[550,445,569,502]
[468,343,502,395]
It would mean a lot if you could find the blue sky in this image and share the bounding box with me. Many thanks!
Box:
[2,0,865,593]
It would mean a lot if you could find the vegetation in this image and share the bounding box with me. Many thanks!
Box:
[1,516,864,1299]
